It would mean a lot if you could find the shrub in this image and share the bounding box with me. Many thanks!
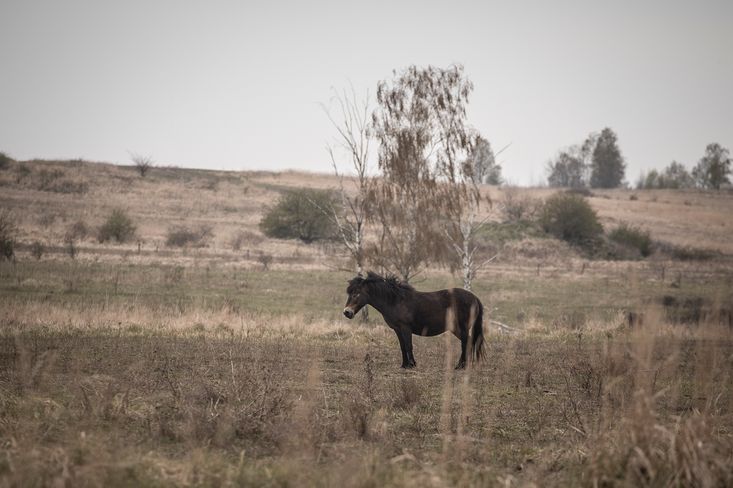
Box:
[540,193,603,248]
[131,153,155,177]
[30,241,44,260]
[259,188,337,243]
[64,236,78,259]
[608,223,652,257]
[655,242,719,261]
[15,164,31,183]
[165,225,213,248]
[0,152,12,170]
[502,188,542,222]
[66,219,89,241]
[98,209,136,243]
[36,168,65,190]
[0,210,17,260]
[231,230,264,251]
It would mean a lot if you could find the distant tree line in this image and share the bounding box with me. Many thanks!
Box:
[546,128,626,189]
[637,143,731,190]
[545,132,730,191]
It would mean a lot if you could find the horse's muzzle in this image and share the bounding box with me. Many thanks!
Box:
[343,308,355,319]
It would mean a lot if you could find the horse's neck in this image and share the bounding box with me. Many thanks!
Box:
[368,290,408,319]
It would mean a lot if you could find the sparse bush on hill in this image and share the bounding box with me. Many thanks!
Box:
[231,230,264,251]
[0,152,12,170]
[66,219,89,241]
[30,241,44,260]
[259,189,337,243]
[608,223,652,257]
[502,188,542,222]
[15,163,31,183]
[98,209,136,243]
[65,235,78,259]
[540,193,603,249]
[165,225,213,248]
[0,210,17,260]
[655,242,720,261]
[131,153,155,178]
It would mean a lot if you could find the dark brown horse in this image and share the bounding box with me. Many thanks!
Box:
[343,272,485,369]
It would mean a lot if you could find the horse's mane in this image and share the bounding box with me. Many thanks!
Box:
[348,271,414,302]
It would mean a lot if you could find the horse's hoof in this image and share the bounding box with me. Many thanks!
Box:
[402,363,416,369]
[454,362,466,370]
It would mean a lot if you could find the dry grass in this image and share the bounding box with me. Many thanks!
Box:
[1,160,732,486]
[1,294,732,487]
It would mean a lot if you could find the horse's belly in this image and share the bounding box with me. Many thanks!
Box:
[414,324,446,337]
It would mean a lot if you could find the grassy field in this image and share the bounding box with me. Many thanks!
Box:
[1,159,733,486]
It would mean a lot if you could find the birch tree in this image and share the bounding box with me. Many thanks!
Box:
[322,87,373,275]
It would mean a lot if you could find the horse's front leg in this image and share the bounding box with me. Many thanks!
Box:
[402,327,417,368]
[392,327,409,368]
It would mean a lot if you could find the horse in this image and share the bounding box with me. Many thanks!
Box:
[343,271,485,370]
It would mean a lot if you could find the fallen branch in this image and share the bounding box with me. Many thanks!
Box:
[489,319,517,334]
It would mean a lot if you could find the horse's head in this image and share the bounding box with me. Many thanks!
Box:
[343,275,369,319]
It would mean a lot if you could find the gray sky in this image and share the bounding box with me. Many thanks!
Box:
[1,0,731,185]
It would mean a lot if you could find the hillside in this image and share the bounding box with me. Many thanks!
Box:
[2,158,733,267]
[2,158,732,487]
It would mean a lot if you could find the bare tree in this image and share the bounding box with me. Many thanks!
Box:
[130,152,154,177]
[321,86,373,275]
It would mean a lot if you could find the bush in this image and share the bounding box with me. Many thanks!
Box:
[608,223,652,257]
[66,219,89,241]
[30,241,44,260]
[540,193,603,248]
[231,230,264,251]
[131,153,155,177]
[0,152,12,170]
[259,188,337,243]
[502,188,542,222]
[655,242,719,261]
[15,164,31,183]
[0,210,17,260]
[165,225,213,248]
[98,209,136,243]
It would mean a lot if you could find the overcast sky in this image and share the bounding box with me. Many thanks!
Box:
[1,0,731,185]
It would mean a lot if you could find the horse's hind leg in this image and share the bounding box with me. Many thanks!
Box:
[455,334,467,370]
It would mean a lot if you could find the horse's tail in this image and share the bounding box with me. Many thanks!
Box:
[470,299,485,363]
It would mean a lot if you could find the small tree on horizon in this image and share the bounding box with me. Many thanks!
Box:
[547,147,587,188]
[692,143,731,190]
[590,128,625,188]
[468,136,502,185]
[130,152,154,177]
[547,133,598,188]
